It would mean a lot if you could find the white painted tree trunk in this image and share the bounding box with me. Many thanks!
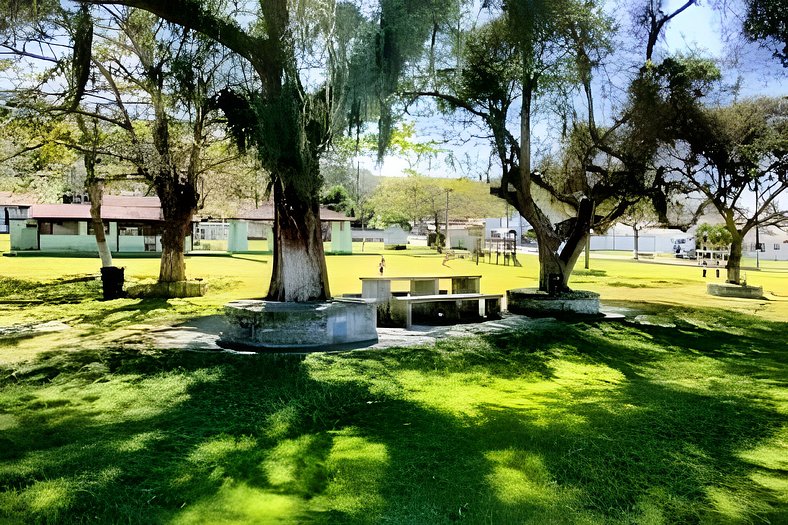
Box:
[87,179,113,268]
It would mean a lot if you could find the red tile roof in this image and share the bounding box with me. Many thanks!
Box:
[29,203,164,221]
[29,196,164,221]
[102,195,161,208]
[237,203,354,222]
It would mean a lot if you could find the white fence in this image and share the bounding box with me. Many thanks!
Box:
[590,235,676,253]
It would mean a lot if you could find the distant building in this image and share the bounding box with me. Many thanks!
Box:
[590,220,788,261]
[485,211,529,244]
[227,204,355,253]
[9,195,194,254]
[590,224,685,254]
[0,192,35,234]
[383,225,408,248]
[745,230,788,262]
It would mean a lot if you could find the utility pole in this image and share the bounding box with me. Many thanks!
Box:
[585,202,594,269]
[357,159,363,252]
[585,235,591,269]
[445,189,451,250]
[755,179,760,269]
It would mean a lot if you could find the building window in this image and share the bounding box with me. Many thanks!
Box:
[775,244,781,251]
[39,220,79,235]
[118,222,160,236]
[87,222,110,235]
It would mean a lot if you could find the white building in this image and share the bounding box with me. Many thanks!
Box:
[590,223,686,253]
[744,230,788,261]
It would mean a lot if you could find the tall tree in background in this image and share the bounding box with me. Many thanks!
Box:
[668,97,788,284]
[367,173,505,233]
[1,3,232,286]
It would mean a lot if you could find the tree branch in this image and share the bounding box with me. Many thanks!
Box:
[83,0,274,78]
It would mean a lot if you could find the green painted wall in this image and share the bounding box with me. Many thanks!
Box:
[331,221,352,253]
[228,221,249,252]
[9,220,38,250]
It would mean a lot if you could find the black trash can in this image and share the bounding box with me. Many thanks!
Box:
[100,266,125,300]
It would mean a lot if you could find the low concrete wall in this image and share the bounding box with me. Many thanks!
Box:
[10,220,38,250]
[40,234,97,252]
[507,288,600,316]
[228,220,249,252]
[221,299,378,349]
[707,283,764,299]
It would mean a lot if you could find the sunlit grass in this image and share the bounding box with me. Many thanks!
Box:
[5,241,785,316]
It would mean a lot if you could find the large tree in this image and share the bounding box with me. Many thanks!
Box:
[403,0,711,292]
[72,0,456,301]
[668,97,788,284]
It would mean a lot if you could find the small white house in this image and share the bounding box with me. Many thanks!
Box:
[744,230,788,261]
[590,223,686,253]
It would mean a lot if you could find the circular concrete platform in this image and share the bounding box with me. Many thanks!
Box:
[507,288,601,317]
[219,299,378,350]
[707,283,764,299]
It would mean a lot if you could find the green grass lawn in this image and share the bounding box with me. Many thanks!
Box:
[0,308,786,524]
[0,241,787,523]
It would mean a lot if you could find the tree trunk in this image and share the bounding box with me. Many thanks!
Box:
[86,176,113,268]
[433,213,443,252]
[157,179,197,283]
[537,237,565,292]
[726,232,743,284]
[560,233,589,287]
[267,182,331,302]
[633,225,639,260]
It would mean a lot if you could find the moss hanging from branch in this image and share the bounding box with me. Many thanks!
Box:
[214,79,322,203]
[67,3,93,111]
[371,0,460,159]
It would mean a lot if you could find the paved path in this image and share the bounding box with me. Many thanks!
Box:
[132,310,631,353]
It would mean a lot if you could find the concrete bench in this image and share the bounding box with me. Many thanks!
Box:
[391,293,503,328]
[636,252,655,259]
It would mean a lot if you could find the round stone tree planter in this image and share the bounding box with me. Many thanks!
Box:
[219,298,378,351]
[707,283,764,299]
[126,280,207,299]
[507,288,601,317]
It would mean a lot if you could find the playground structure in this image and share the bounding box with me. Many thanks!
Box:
[480,228,522,266]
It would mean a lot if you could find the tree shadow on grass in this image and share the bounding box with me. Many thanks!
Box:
[0,305,785,523]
